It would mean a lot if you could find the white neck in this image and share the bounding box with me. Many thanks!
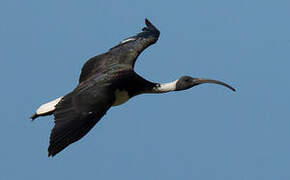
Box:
[152,79,178,93]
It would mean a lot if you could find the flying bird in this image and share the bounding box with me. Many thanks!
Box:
[31,19,235,157]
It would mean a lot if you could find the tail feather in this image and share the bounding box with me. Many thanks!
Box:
[30,113,38,120]
[31,97,63,120]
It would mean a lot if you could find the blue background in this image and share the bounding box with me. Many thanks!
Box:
[1,0,290,179]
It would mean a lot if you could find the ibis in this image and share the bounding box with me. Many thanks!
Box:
[31,19,235,157]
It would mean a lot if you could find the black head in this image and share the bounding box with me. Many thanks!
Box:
[175,76,235,91]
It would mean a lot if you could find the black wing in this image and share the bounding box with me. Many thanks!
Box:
[79,19,160,83]
[48,82,114,157]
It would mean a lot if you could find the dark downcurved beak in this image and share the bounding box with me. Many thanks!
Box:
[194,78,236,91]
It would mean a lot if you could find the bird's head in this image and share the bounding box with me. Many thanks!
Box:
[175,76,236,91]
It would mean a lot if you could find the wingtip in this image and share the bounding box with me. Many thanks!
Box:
[48,148,56,157]
[144,18,155,28]
[48,143,63,157]
[142,18,160,35]
[145,18,151,26]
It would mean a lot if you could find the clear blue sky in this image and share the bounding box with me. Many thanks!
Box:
[1,0,290,179]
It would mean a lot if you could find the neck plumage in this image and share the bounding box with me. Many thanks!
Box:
[150,80,178,93]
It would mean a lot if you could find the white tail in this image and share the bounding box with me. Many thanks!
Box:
[31,96,63,120]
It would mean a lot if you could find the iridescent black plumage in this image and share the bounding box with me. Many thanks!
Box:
[48,19,160,156]
[31,19,235,157]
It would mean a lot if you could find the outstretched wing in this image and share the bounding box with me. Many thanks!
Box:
[48,82,114,157]
[79,19,160,83]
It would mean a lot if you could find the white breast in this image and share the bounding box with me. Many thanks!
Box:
[112,89,130,106]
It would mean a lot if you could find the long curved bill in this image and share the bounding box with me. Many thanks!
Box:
[195,78,236,91]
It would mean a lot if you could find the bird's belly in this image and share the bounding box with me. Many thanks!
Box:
[112,89,130,106]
